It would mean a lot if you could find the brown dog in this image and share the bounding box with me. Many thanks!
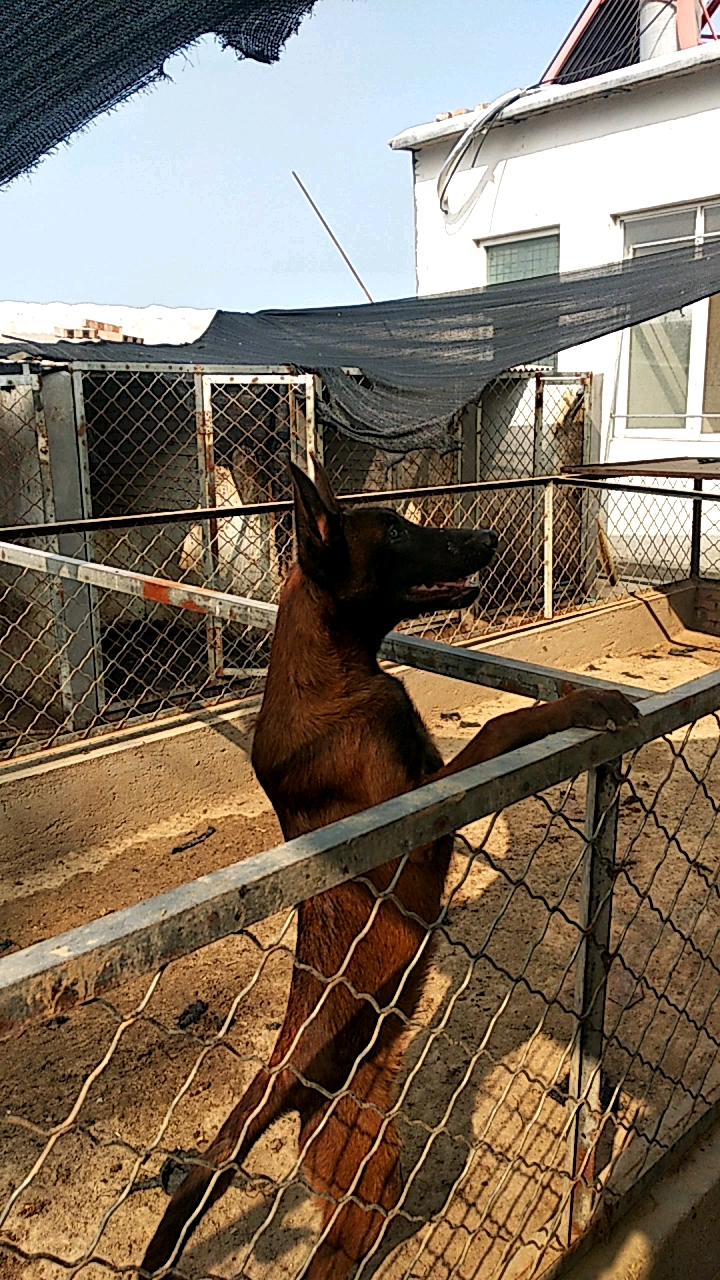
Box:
[141,461,636,1276]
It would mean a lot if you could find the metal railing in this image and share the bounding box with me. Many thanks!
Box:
[2,646,720,1278]
[2,472,720,760]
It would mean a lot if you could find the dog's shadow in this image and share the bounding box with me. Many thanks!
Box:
[177,802,586,1278]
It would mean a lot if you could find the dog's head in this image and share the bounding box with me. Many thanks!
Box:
[290,459,498,634]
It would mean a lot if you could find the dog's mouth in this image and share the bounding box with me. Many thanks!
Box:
[403,579,480,610]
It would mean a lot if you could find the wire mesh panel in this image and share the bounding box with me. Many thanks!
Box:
[82,370,315,603]
[700,481,720,580]
[199,375,315,603]
[0,377,46,529]
[2,370,312,755]
[0,534,280,758]
[84,370,199,519]
[2,676,720,1278]
[322,431,459,498]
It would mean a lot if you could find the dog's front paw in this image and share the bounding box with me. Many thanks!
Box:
[565,688,639,733]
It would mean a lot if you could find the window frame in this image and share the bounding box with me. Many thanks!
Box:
[478,228,561,371]
[477,227,561,289]
[614,202,718,440]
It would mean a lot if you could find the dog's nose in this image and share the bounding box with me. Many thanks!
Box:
[479,529,499,550]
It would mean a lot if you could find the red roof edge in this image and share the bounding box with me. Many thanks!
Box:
[542,0,713,84]
[541,0,609,83]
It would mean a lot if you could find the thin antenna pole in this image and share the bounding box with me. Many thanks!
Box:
[291,170,374,304]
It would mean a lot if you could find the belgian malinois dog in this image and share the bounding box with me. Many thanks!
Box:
[142,460,636,1277]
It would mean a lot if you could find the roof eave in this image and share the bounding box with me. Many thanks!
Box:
[388,41,720,152]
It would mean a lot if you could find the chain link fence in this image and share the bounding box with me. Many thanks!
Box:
[3,361,720,760]
[1,661,720,1278]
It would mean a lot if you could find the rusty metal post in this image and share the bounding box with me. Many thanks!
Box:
[691,477,703,578]
[194,373,224,682]
[568,759,621,1243]
[543,481,554,619]
[532,372,545,477]
[305,374,323,476]
[70,370,106,714]
[531,374,546,602]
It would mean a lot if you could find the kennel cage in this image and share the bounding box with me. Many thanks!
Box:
[0,359,595,755]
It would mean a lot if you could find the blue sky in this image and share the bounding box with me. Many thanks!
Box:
[0,0,580,311]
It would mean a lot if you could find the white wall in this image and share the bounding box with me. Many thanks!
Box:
[407,53,720,464]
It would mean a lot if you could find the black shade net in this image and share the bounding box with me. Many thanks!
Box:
[3,241,720,452]
[0,0,317,188]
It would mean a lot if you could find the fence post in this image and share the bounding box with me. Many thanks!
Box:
[42,369,104,725]
[194,373,224,682]
[543,481,554,619]
[33,381,75,724]
[691,477,703,578]
[528,374,547,610]
[305,375,323,475]
[568,758,621,1243]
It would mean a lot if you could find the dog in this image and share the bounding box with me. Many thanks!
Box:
[141,459,636,1277]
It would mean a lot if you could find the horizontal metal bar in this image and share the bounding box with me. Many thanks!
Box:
[18,363,300,375]
[0,542,279,631]
[202,373,310,386]
[611,412,720,419]
[0,476,547,540]
[2,665,720,1036]
[0,539,656,702]
[0,536,658,704]
[0,373,39,389]
[5,471,720,542]
[0,527,673,706]
[0,503,296,539]
[381,633,655,701]
[556,478,720,502]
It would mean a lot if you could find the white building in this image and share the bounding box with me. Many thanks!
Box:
[390,1,720,468]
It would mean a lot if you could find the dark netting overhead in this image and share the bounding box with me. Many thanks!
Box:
[3,241,720,451]
[0,0,317,188]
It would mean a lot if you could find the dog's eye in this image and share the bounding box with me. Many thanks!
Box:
[388,525,400,541]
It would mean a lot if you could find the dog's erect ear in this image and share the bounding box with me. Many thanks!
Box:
[308,454,340,516]
[289,460,344,578]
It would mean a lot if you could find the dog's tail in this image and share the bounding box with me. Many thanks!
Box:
[140,1065,296,1274]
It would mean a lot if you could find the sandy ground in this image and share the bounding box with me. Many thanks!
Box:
[3,636,720,1280]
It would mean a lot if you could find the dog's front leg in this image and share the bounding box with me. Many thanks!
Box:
[434,688,638,780]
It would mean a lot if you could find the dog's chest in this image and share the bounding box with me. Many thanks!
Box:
[253,669,442,824]
[367,673,443,785]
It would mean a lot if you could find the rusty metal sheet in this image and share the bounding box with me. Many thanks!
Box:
[562,457,720,480]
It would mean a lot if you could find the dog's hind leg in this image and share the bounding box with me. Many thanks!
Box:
[141,1065,300,1274]
[300,1048,403,1280]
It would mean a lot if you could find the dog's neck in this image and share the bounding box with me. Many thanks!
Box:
[268,564,383,698]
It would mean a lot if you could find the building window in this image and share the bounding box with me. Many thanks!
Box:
[485,232,560,369]
[486,232,560,286]
[621,204,720,433]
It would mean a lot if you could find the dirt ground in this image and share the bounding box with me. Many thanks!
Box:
[3,635,720,1280]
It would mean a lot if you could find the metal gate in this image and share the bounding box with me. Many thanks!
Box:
[193,373,318,679]
[475,371,593,615]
